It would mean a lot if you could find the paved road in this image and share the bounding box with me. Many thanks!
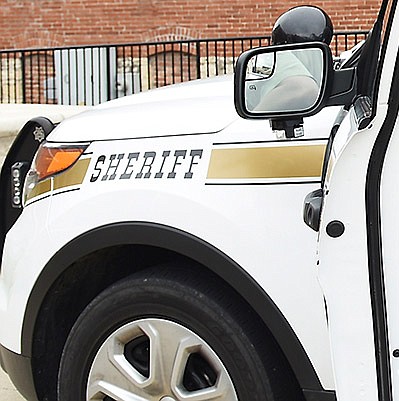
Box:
[0,368,26,400]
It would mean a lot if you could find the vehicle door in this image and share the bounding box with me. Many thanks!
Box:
[317,2,399,401]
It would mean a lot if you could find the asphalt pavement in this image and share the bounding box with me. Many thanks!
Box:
[0,368,26,400]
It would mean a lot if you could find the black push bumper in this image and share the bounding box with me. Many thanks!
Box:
[0,343,38,401]
[0,117,54,267]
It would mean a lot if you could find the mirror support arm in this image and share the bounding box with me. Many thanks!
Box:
[326,67,357,107]
[271,118,305,139]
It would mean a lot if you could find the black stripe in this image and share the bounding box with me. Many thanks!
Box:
[53,188,81,197]
[205,180,321,186]
[212,138,329,146]
[46,134,329,147]
[25,194,51,206]
[25,188,81,207]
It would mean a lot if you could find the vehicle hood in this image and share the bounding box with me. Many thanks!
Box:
[48,74,340,143]
[48,75,237,142]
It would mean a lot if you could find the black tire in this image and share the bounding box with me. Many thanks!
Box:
[57,266,302,401]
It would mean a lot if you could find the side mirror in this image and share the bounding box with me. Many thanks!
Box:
[234,42,334,120]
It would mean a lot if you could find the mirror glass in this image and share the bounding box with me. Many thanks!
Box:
[245,47,324,114]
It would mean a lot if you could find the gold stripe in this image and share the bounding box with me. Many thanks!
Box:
[26,179,51,201]
[53,158,91,190]
[26,158,91,202]
[207,145,326,179]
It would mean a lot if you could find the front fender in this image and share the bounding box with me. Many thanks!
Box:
[23,221,326,397]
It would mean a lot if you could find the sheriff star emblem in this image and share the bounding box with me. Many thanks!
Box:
[33,126,45,142]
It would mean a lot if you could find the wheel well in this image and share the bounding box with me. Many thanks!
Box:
[24,222,325,400]
[30,244,301,401]
[32,244,176,400]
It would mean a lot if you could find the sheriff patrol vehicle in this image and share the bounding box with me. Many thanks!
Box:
[0,1,396,401]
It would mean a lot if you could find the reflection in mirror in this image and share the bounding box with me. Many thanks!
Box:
[247,53,276,78]
[245,48,324,114]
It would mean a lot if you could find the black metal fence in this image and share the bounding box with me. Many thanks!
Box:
[0,31,367,106]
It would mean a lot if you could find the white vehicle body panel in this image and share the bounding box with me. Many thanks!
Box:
[0,72,343,397]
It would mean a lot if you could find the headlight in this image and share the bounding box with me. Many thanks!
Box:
[24,142,89,205]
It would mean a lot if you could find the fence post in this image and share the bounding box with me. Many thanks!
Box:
[106,46,112,102]
[196,41,201,79]
[21,52,26,104]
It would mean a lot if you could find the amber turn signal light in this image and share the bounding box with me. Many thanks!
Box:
[34,144,87,181]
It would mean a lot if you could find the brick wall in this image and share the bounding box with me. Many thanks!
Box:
[0,0,382,50]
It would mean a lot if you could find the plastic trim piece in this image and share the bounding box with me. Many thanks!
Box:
[0,344,38,401]
[22,221,330,395]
